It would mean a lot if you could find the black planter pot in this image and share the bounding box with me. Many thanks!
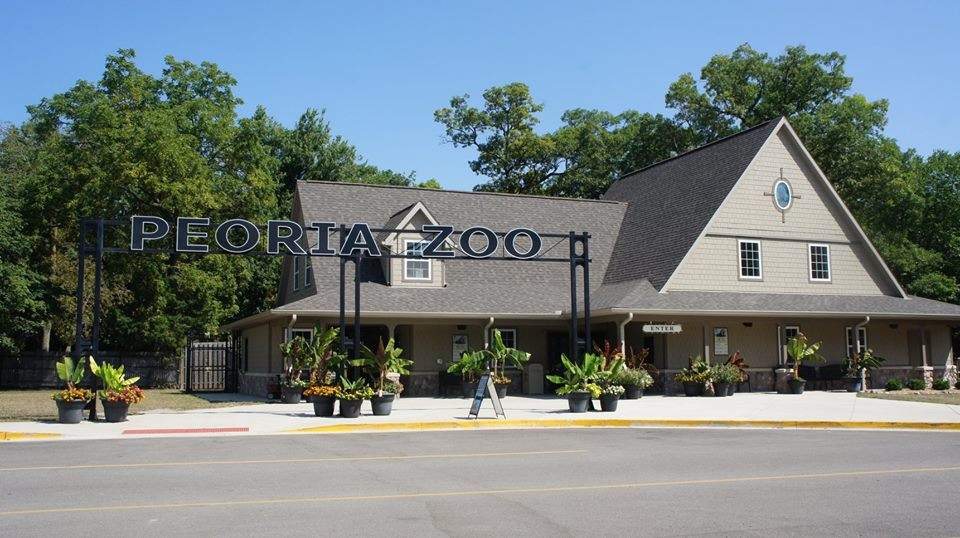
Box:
[56,399,87,424]
[101,399,130,423]
[339,399,362,418]
[622,385,642,400]
[280,386,302,404]
[845,378,862,393]
[713,382,731,397]
[682,381,703,397]
[567,391,591,413]
[311,395,335,417]
[789,379,806,394]
[461,381,478,398]
[370,393,395,416]
[599,393,620,412]
[495,383,508,399]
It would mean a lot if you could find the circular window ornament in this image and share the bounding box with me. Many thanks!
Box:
[773,179,793,211]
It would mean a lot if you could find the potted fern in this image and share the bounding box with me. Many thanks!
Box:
[356,338,413,415]
[51,356,94,424]
[336,377,373,418]
[546,353,602,413]
[89,357,145,422]
[785,333,824,394]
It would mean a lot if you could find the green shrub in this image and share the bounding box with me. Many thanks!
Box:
[712,363,742,384]
[884,378,903,391]
[931,378,950,390]
[617,368,654,389]
[905,378,926,390]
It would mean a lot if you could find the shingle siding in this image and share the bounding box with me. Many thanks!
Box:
[665,128,897,296]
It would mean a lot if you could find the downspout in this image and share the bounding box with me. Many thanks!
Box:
[483,317,495,349]
[618,313,633,356]
[855,315,870,391]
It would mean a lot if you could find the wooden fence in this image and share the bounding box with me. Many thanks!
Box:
[0,351,180,389]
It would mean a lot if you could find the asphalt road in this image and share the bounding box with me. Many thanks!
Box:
[2,428,959,537]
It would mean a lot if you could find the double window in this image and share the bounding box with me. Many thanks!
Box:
[738,239,762,279]
[292,256,312,290]
[809,244,831,281]
[404,240,431,281]
[846,326,867,357]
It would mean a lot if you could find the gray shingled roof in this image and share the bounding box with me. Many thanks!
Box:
[602,119,780,290]
[278,182,627,315]
[591,279,960,318]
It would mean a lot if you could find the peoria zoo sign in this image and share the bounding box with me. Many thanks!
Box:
[129,216,545,260]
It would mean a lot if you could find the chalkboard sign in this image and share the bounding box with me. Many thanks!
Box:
[468,373,505,419]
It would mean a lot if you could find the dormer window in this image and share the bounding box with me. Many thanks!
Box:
[404,240,431,280]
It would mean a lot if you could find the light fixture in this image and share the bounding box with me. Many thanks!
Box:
[742,322,753,328]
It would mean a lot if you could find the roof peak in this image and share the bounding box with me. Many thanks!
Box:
[616,117,782,182]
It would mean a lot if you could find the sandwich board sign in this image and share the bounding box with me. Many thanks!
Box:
[468,372,505,419]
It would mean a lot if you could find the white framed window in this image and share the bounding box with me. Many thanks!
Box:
[304,257,313,288]
[291,328,314,342]
[496,328,517,350]
[809,243,831,282]
[738,239,762,280]
[293,256,302,291]
[404,239,431,280]
[784,325,801,342]
[846,326,867,358]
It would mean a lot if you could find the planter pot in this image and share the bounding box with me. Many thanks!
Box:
[622,385,642,399]
[682,381,703,397]
[55,399,87,424]
[845,378,863,393]
[713,382,731,397]
[599,393,620,412]
[339,399,363,418]
[461,381,478,398]
[727,383,736,396]
[101,399,130,423]
[370,393,395,416]
[567,391,591,413]
[280,386,302,404]
[311,395,336,417]
[789,379,806,395]
[495,383,508,399]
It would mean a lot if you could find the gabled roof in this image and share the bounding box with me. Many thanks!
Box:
[280,181,627,316]
[377,200,456,250]
[602,119,780,290]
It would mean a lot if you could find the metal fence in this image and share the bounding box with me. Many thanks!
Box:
[0,351,180,389]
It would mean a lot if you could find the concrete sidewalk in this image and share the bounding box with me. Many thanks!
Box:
[3,391,960,441]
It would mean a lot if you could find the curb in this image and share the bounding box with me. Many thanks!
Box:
[0,431,62,442]
[287,418,960,434]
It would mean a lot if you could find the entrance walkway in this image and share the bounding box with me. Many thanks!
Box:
[4,392,960,441]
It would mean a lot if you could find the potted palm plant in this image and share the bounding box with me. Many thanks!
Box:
[278,335,311,403]
[482,329,531,398]
[51,356,94,424]
[546,353,602,413]
[841,348,885,392]
[785,333,824,394]
[356,338,413,416]
[336,377,373,418]
[302,326,342,416]
[89,357,145,422]
[447,351,486,397]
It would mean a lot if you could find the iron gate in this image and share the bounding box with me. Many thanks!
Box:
[185,342,235,392]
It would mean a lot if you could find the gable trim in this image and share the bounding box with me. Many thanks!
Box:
[379,201,457,250]
[660,117,787,292]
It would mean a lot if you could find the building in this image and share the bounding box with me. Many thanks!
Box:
[223,117,960,396]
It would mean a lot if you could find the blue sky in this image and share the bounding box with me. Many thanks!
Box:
[2,1,958,190]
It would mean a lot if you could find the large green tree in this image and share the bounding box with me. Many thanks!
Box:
[0,49,418,353]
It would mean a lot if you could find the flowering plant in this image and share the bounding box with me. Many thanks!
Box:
[336,377,374,401]
[303,384,337,398]
[602,384,625,396]
[103,386,145,405]
[52,387,94,402]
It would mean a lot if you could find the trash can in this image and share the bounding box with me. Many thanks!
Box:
[524,363,543,395]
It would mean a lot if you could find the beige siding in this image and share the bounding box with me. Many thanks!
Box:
[666,128,897,296]
[243,323,271,373]
[387,212,445,288]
